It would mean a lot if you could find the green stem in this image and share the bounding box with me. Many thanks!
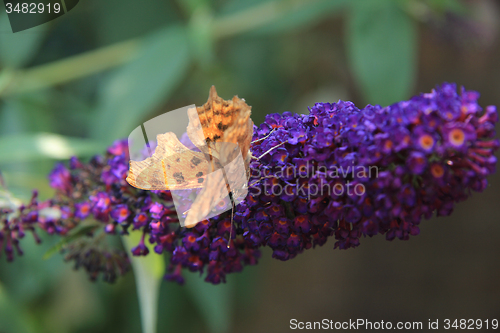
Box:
[212,0,285,39]
[212,0,324,39]
[0,39,139,97]
[122,232,165,333]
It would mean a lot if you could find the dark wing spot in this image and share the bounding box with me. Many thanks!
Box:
[173,172,185,184]
[212,134,221,141]
[176,158,181,162]
[198,178,204,183]
[167,164,171,169]
[217,123,229,131]
[191,156,202,166]
[196,171,203,177]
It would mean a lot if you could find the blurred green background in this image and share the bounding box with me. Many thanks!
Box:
[0,0,499,332]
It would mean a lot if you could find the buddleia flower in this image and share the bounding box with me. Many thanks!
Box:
[1,83,497,285]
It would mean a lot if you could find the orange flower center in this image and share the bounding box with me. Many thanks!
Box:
[119,208,128,217]
[449,128,465,146]
[431,164,445,178]
[419,134,434,150]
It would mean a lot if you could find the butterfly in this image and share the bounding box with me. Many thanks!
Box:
[126,86,254,228]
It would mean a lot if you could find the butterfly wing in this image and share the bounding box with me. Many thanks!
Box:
[182,87,254,227]
[127,132,210,190]
[219,95,254,167]
[183,146,250,227]
[127,86,254,228]
[183,168,229,228]
[187,86,254,167]
[186,107,209,153]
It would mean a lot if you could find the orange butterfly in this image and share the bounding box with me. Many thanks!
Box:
[126,86,254,228]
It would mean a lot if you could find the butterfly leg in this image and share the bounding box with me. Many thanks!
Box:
[227,191,235,249]
[217,164,237,249]
[248,175,277,188]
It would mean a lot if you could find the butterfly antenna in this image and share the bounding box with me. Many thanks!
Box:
[251,128,277,145]
[256,141,286,160]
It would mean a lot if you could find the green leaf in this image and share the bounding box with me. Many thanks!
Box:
[90,26,191,144]
[0,132,107,163]
[93,0,179,46]
[0,12,48,68]
[0,97,29,135]
[185,272,232,333]
[122,232,165,333]
[188,6,216,68]
[217,0,347,37]
[0,282,37,333]
[250,0,348,35]
[346,0,417,106]
[177,0,211,16]
[1,93,57,134]
[425,0,466,14]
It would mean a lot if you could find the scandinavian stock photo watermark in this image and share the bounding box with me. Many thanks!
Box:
[248,162,380,200]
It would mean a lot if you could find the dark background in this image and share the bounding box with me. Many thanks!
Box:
[0,0,499,332]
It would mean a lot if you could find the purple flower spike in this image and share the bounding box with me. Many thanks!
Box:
[243,83,498,258]
[2,83,497,285]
